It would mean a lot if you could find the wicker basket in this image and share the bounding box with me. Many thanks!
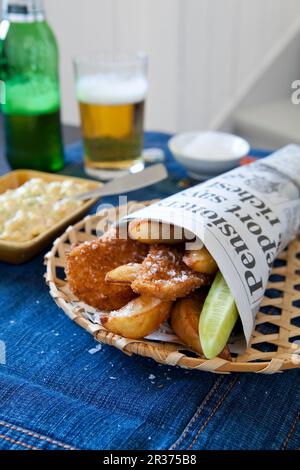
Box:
[45,202,300,374]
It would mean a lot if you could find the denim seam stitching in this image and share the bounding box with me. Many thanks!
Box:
[281,410,300,450]
[169,375,225,450]
[0,420,76,450]
[188,375,239,450]
[0,433,40,450]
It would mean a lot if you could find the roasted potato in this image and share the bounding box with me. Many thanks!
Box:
[101,296,173,339]
[183,247,218,275]
[105,263,141,285]
[171,296,231,360]
[128,219,186,245]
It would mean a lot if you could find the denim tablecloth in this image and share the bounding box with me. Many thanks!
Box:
[0,132,299,451]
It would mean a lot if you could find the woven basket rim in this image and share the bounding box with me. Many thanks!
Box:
[45,203,300,374]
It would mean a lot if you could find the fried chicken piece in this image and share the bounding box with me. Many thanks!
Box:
[66,229,148,311]
[131,245,211,301]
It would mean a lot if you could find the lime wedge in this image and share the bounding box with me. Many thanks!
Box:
[199,271,238,359]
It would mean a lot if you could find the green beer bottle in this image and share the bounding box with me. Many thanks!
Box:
[0,0,64,171]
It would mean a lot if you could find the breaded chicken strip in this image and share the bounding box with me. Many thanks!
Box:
[131,245,210,301]
[66,229,148,311]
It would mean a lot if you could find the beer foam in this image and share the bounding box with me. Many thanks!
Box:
[76,74,148,105]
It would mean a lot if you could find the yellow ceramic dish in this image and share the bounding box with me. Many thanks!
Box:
[0,169,101,264]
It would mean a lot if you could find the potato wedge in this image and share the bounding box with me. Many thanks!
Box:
[171,296,231,360]
[183,247,218,275]
[101,296,173,339]
[171,297,205,355]
[128,219,186,245]
[105,263,141,285]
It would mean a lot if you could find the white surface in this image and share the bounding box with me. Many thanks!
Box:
[168,131,250,179]
[37,0,300,132]
[178,132,249,160]
[234,99,300,148]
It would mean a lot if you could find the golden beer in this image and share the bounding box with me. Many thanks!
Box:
[79,99,145,171]
[75,55,148,179]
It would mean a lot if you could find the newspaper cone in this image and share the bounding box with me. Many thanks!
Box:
[125,145,300,347]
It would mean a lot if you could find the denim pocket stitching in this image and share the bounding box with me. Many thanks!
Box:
[170,375,225,450]
[0,420,77,450]
[281,410,300,450]
[188,375,239,450]
[0,433,40,450]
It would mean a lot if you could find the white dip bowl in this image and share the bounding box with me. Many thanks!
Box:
[168,131,250,180]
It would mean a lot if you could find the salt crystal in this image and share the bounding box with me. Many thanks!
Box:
[88,344,102,355]
[109,376,117,380]
[149,374,156,380]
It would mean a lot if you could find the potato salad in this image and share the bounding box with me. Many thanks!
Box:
[0,178,90,242]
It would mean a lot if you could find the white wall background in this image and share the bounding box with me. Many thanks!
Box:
[28,1,300,131]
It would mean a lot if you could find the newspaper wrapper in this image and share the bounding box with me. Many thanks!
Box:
[125,145,300,351]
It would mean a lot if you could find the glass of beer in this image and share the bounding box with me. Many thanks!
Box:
[74,53,148,180]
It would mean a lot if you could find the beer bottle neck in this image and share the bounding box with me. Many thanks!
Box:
[2,0,45,22]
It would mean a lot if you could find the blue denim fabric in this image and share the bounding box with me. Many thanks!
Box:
[0,133,299,450]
